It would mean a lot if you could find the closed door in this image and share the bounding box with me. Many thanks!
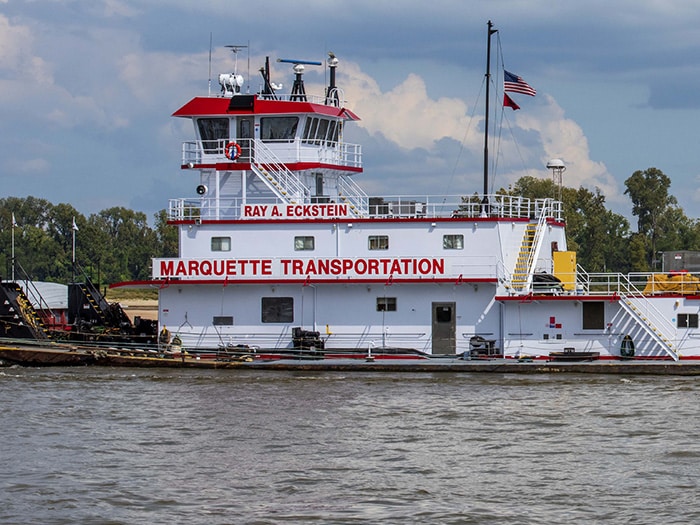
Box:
[238,118,254,161]
[432,302,456,354]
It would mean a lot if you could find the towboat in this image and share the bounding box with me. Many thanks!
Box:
[102,28,700,363]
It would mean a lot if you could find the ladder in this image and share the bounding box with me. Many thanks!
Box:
[510,200,551,293]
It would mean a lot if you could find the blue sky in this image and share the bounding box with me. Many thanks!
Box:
[2,1,700,224]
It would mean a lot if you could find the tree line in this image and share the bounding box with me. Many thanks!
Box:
[500,167,700,272]
[0,167,696,285]
[0,196,177,287]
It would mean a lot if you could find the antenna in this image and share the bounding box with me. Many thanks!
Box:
[276,58,323,66]
[547,159,566,202]
[219,44,248,96]
[225,44,248,75]
[208,32,213,96]
[277,58,321,101]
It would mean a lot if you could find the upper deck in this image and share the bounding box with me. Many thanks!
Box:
[167,193,565,223]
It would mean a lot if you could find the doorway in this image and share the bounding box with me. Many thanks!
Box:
[432,302,456,354]
[238,118,254,161]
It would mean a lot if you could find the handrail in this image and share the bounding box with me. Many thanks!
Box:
[168,193,565,222]
[250,139,310,202]
[15,261,57,326]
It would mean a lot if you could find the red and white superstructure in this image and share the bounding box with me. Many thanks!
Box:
[114,52,700,361]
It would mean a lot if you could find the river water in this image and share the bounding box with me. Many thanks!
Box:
[0,367,698,524]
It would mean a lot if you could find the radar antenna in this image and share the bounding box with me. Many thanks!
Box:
[219,44,248,96]
[277,58,322,101]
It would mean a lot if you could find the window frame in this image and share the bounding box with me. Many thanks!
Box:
[582,301,605,330]
[294,236,315,251]
[368,235,389,251]
[197,118,229,153]
[260,116,298,142]
[443,234,464,250]
[678,313,699,329]
[377,297,397,312]
[211,236,231,252]
[261,297,294,323]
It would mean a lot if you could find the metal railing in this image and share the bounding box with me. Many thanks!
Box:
[168,193,565,222]
[181,138,362,170]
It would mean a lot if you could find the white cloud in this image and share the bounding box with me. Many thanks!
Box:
[338,63,472,151]
[520,95,619,200]
[333,61,620,202]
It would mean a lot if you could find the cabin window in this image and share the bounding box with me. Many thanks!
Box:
[302,117,318,144]
[678,313,698,328]
[261,297,294,323]
[211,237,231,252]
[435,305,452,323]
[327,121,338,145]
[443,234,464,250]
[315,119,329,145]
[294,236,315,251]
[197,118,229,153]
[261,117,298,142]
[368,235,389,250]
[377,297,397,312]
[582,301,605,329]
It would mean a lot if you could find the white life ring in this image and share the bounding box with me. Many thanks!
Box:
[225,141,242,160]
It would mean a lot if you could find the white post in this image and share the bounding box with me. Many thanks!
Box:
[11,213,16,281]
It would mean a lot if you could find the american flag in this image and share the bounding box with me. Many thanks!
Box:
[504,70,536,97]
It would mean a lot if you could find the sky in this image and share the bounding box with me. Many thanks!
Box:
[2,0,700,225]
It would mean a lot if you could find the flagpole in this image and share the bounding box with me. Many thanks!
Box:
[483,20,498,207]
[11,214,15,282]
[72,216,76,283]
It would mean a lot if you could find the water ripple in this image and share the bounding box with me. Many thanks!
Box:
[1,369,698,524]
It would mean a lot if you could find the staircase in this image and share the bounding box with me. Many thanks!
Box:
[69,264,131,329]
[615,294,679,361]
[510,201,550,293]
[250,140,310,203]
[337,175,369,217]
[0,282,50,340]
[511,223,537,292]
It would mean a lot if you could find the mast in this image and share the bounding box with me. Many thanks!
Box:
[483,20,498,202]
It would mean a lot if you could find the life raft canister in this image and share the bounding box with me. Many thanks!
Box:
[225,141,242,161]
[620,335,635,359]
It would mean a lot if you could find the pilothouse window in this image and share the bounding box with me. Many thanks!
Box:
[197,118,229,153]
[261,117,298,142]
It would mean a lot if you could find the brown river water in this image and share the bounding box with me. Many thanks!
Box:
[1,368,698,524]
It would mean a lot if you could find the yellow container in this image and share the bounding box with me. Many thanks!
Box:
[553,251,577,291]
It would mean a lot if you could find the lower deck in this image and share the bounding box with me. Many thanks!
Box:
[157,282,700,359]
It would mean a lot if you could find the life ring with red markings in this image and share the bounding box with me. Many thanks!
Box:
[225,141,242,160]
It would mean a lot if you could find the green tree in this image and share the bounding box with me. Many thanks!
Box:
[154,209,179,257]
[90,207,159,282]
[624,167,675,266]
[501,176,629,272]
